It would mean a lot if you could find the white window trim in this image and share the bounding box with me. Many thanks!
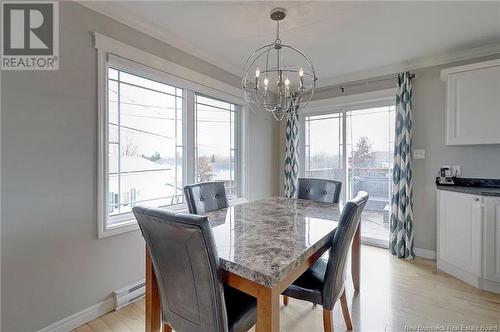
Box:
[95,33,247,238]
[300,88,396,203]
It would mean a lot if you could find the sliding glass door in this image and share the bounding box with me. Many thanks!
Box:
[346,106,395,245]
[304,102,395,246]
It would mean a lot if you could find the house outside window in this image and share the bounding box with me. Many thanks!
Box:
[107,67,184,226]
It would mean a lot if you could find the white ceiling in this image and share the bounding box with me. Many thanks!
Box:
[82,1,500,86]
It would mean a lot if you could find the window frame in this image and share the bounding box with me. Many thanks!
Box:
[95,33,247,238]
[300,90,396,248]
[299,89,396,204]
[194,93,242,198]
[106,65,186,227]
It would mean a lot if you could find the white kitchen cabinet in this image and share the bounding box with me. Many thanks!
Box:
[440,59,500,145]
[484,197,500,282]
[438,190,482,275]
[437,189,500,293]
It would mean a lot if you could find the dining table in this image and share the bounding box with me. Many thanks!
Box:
[145,196,361,332]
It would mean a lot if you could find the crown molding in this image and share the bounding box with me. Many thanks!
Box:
[78,1,242,77]
[439,58,500,81]
[78,1,500,91]
[316,42,500,89]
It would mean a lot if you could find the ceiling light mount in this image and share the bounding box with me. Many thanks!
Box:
[270,8,286,21]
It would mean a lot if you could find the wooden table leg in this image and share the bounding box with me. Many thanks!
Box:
[352,222,361,292]
[255,287,280,332]
[223,242,331,332]
[224,272,280,332]
[146,247,161,332]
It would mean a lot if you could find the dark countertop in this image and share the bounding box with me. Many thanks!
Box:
[436,177,500,197]
[436,185,500,197]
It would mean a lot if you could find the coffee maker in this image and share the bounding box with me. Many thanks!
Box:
[436,166,455,185]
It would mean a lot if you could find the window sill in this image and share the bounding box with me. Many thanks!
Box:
[98,198,248,238]
[99,220,140,239]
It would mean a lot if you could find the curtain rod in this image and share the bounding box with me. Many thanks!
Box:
[319,72,416,94]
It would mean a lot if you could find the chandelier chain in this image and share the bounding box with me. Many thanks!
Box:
[275,20,281,45]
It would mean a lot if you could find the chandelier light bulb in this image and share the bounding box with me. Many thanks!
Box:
[285,78,290,86]
[255,68,260,78]
[264,78,269,85]
[299,68,304,77]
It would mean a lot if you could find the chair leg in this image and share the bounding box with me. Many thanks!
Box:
[163,323,172,332]
[340,291,353,330]
[283,295,289,306]
[322,309,334,332]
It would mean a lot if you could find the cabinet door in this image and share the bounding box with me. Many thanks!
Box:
[446,65,500,145]
[484,197,500,282]
[439,191,483,275]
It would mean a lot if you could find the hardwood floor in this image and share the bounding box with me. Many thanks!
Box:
[74,246,500,332]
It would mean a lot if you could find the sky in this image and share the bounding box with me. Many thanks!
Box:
[307,106,396,159]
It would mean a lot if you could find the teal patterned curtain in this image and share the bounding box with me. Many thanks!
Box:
[390,72,415,259]
[284,100,300,198]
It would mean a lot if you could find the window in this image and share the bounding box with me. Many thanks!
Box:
[95,39,246,237]
[107,67,184,226]
[303,100,395,247]
[195,94,238,197]
[305,113,343,180]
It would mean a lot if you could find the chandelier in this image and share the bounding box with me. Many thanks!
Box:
[242,8,317,120]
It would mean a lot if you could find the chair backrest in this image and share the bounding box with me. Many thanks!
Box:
[297,178,342,203]
[133,206,228,332]
[322,191,369,310]
[184,181,229,214]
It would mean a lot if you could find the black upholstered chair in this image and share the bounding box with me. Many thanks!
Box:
[133,206,256,332]
[184,181,229,214]
[297,178,342,203]
[282,191,369,332]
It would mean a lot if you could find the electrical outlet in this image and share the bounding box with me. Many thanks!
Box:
[452,165,461,177]
[413,149,425,159]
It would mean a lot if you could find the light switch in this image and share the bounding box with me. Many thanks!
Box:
[413,149,425,159]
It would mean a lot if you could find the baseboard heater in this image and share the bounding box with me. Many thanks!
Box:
[113,279,145,310]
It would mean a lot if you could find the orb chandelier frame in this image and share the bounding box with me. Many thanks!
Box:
[241,8,318,120]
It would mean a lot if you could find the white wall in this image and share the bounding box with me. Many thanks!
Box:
[0,3,278,331]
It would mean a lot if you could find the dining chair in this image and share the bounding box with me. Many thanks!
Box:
[297,177,342,203]
[133,206,257,332]
[284,178,343,306]
[184,181,229,214]
[282,191,369,332]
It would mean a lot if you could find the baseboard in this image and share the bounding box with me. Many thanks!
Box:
[37,297,114,332]
[437,259,480,287]
[362,238,389,249]
[414,248,436,260]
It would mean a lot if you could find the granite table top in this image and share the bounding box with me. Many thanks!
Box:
[203,197,341,288]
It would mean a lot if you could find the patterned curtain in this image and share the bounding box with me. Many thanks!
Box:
[284,99,300,198]
[390,72,415,259]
